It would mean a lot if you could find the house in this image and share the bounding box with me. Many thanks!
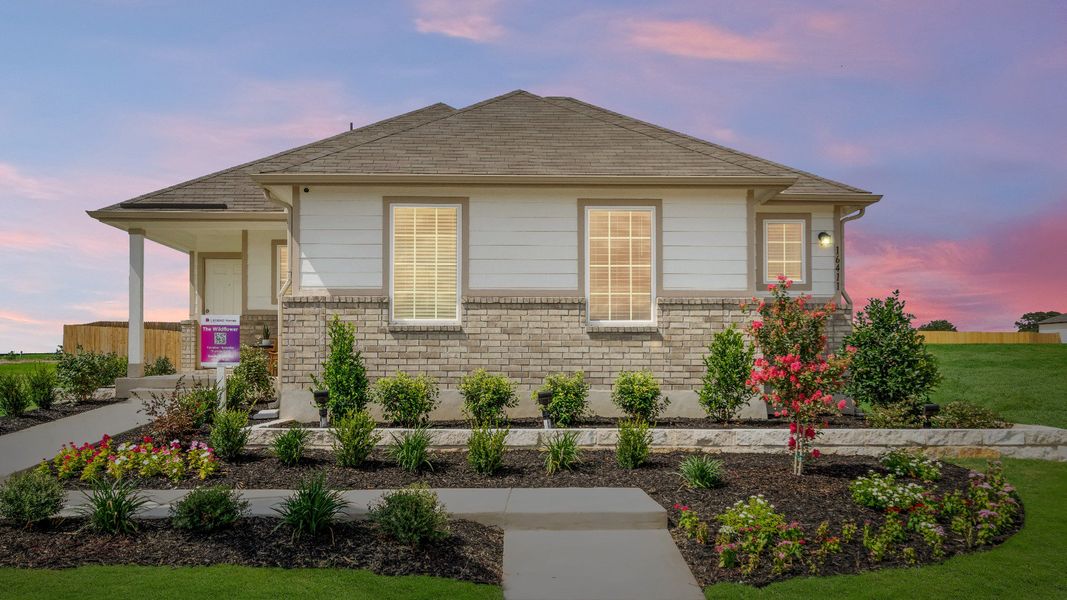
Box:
[1038,314,1067,343]
[89,90,881,421]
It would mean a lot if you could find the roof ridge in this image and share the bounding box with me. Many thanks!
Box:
[544,96,869,194]
[265,90,538,174]
[121,102,454,205]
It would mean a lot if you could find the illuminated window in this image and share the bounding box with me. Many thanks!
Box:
[586,208,654,323]
[273,242,289,304]
[391,205,459,321]
[764,220,805,282]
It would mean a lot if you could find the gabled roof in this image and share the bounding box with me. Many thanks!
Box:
[1039,314,1067,325]
[95,90,877,215]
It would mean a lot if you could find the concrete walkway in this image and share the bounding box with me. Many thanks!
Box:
[0,397,150,480]
[61,486,703,600]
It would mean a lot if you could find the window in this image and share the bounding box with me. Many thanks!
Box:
[391,205,459,321]
[272,241,288,304]
[763,220,805,282]
[586,208,654,323]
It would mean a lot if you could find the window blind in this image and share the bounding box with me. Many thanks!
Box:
[588,209,653,322]
[392,206,458,321]
[765,221,804,281]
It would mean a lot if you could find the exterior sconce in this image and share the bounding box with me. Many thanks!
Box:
[818,232,833,248]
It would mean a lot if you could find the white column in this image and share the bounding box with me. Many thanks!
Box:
[128,229,145,377]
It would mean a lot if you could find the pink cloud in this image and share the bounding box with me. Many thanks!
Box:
[626,19,782,63]
[0,310,45,325]
[0,162,67,200]
[413,0,505,42]
[846,202,1067,331]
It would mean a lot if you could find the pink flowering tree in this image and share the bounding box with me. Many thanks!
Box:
[747,276,854,475]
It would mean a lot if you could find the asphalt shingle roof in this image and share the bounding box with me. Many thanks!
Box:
[99,90,873,214]
[1038,314,1067,325]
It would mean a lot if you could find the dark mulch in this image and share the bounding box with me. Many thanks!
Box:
[0,398,121,436]
[281,414,870,430]
[0,517,502,585]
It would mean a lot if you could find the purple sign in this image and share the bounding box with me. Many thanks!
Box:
[200,314,240,367]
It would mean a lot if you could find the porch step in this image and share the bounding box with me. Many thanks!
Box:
[116,373,215,398]
[252,409,279,421]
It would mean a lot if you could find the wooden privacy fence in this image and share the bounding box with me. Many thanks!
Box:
[918,331,1061,344]
[63,321,182,364]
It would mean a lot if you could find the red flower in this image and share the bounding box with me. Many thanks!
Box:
[811,449,821,458]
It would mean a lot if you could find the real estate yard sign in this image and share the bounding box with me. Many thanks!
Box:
[200,314,240,367]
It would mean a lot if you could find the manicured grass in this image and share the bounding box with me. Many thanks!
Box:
[0,565,502,600]
[927,344,1067,428]
[705,458,1067,599]
[0,361,56,377]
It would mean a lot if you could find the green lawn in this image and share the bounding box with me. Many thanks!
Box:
[927,344,1067,428]
[705,458,1067,599]
[0,361,56,377]
[0,565,501,600]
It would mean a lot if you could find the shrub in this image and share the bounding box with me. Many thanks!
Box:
[679,455,726,489]
[880,449,942,481]
[467,425,508,475]
[849,472,927,511]
[25,367,57,411]
[275,473,347,537]
[81,479,147,534]
[272,426,310,466]
[698,327,755,423]
[0,373,29,417]
[210,409,250,460]
[532,372,589,427]
[56,349,126,403]
[933,401,1009,429]
[459,369,518,425]
[843,292,941,418]
[228,346,273,409]
[866,400,925,429]
[373,372,439,427]
[330,409,381,467]
[181,384,218,428]
[612,371,667,421]
[0,470,64,526]
[171,486,248,532]
[542,431,581,475]
[143,379,214,440]
[144,355,177,376]
[391,429,433,473]
[310,316,369,416]
[369,485,449,546]
[616,418,651,469]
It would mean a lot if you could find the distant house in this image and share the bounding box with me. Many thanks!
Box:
[1038,314,1067,343]
[89,90,881,420]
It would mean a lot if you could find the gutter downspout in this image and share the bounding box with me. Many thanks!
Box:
[838,207,866,310]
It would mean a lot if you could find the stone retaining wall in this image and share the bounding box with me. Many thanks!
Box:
[247,423,1067,461]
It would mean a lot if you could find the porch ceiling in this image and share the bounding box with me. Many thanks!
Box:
[89,213,286,253]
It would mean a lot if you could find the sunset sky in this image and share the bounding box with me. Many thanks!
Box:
[2,1,1065,350]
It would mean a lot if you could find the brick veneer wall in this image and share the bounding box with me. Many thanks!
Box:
[279,296,853,393]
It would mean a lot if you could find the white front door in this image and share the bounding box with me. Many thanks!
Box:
[204,258,242,315]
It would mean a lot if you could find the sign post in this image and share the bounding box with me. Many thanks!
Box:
[200,315,241,409]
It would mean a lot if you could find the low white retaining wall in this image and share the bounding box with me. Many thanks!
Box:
[248,422,1067,461]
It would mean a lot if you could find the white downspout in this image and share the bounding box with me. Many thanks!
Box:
[838,207,866,310]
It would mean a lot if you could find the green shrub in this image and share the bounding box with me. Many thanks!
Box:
[310,316,369,416]
[0,373,29,417]
[330,409,381,467]
[56,349,126,403]
[542,431,581,475]
[467,425,507,475]
[210,409,250,460]
[843,292,941,419]
[181,384,218,428]
[698,327,755,423]
[80,479,147,534]
[25,367,57,411]
[373,372,439,427]
[616,418,651,469]
[679,455,726,489]
[369,485,449,546]
[459,369,517,425]
[532,372,589,427]
[143,379,214,440]
[933,401,1008,429]
[272,426,310,466]
[612,371,667,421]
[866,400,925,429]
[144,355,177,376]
[391,429,433,473]
[275,473,347,537]
[171,486,248,532]
[880,448,942,481]
[0,470,64,526]
[228,346,273,409]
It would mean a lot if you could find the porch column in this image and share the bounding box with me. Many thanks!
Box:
[128,229,145,377]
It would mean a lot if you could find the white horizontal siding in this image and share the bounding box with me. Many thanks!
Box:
[299,189,382,290]
[661,193,748,291]
[467,197,578,290]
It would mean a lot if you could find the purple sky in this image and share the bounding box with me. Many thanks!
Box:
[2,1,1066,351]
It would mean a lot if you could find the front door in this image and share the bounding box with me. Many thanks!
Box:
[204,258,242,315]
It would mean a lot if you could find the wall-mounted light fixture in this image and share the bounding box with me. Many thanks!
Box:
[818,231,833,248]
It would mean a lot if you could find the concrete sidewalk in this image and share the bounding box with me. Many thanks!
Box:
[0,397,150,480]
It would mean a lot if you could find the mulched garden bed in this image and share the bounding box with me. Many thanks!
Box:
[0,393,120,436]
[0,517,502,585]
[280,414,870,430]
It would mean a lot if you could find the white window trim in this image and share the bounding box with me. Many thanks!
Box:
[584,205,657,327]
[389,203,462,325]
[762,218,806,284]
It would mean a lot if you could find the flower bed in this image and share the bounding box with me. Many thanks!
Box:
[42,434,219,483]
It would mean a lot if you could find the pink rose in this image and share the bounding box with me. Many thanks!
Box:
[837,399,847,410]
[753,321,764,330]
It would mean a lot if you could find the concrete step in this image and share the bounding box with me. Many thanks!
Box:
[252,409,280,421]
[116,373,215,398]
[503,529,703,600]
